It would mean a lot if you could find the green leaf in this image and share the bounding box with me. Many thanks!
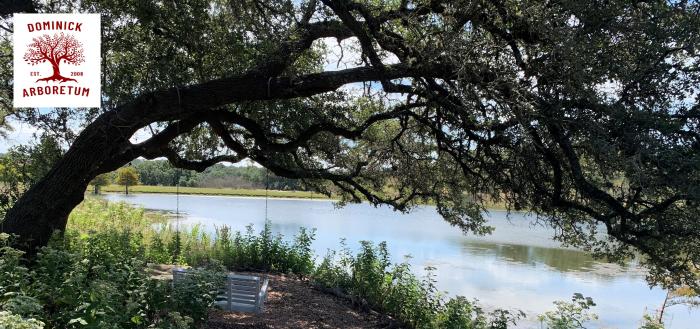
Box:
[68,317,87,325]
[130,315,142,324]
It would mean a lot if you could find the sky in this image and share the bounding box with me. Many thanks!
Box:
[0,118,38,152]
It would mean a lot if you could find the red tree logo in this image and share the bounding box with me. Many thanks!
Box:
[23,32,85,83]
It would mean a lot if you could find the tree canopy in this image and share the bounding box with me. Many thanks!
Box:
[0,0,699,288]
[89,173,111,194]
[115,167,139,194]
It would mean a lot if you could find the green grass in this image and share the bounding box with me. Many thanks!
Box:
[97,184,330,199]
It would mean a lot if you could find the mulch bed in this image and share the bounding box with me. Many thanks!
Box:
[205,273,395,329]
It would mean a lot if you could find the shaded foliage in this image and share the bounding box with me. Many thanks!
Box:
[0,136,62,219]
[0,230,223,328]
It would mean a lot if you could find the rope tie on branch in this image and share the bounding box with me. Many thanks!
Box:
[174,85,182,261]
[176,86,181,106]
[267,77,272,98]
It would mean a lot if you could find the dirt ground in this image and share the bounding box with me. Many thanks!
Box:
[205,273,390,329]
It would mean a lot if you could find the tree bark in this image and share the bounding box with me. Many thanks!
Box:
[1,111,136,254]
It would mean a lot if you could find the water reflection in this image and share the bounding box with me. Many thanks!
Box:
[462,240,614,276]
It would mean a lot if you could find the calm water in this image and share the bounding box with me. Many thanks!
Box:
[103,193,698,328]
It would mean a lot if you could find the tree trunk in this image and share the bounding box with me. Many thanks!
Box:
[658,291,670,323]
[125,185,129,195]
[1,112,136,255]
[93,185,98,194]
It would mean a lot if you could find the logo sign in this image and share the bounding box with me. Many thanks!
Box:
[13,13,100,108]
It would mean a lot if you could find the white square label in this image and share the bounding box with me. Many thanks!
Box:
[13,13,101,108]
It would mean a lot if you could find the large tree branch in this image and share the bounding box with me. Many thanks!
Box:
[207,102,423,153]
[158,149,244,172]
[130,116,246,172]
[130,116,207,160]
[0,0,35,17]
[256,20,354,76]
[116,62,457,128]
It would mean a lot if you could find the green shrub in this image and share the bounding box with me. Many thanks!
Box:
[0,220,224,328]
[0,311,45,329]
[148,233,172,264]
[538,293,598,329]
[171,263,226,323]
[312,240,521,329]
[314,248,353,292]
[158,312,194,329]
[284,227,316,275]
[0,233,30,305]
[1,296,43,319]
[639,314,665,329]
[436,296,488,329]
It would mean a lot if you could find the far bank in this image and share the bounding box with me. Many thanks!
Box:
[96,184,330,200]
[93,184,511,210]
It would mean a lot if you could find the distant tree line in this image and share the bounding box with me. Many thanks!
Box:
[128,159,304,190]
[0,140,307,212]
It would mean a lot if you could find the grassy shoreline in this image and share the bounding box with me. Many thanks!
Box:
[96,184,511,210]
[97,184,330,199]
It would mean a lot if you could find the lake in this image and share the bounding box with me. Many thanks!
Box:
[103,193,698,328]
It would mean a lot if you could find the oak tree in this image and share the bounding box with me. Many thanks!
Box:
[0,0,699,289]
